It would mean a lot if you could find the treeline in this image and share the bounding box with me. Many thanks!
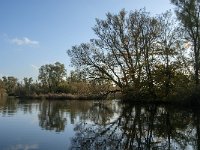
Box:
[1,0,200,102]
[0,62,112,97]
[67,0,200,101]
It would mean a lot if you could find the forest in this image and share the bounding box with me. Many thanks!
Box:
[0,62,111,99]
[1,0,200,103]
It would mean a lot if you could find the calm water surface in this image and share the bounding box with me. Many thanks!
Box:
[0,97,199,150]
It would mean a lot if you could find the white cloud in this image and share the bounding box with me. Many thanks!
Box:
[11,37,39,46]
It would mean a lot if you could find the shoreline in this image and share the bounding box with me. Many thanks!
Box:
[16,93,108,100]
[7,92,200,108]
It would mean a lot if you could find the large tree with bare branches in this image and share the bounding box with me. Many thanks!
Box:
[68,9,182,98]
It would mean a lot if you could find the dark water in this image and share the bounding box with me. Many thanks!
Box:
[0,97,199,150]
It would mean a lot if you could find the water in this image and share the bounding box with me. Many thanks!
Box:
[0,97,199,150]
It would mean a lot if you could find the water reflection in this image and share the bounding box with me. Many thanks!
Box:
[38,100,117,132]
[70,104,199,150]
[81,101,117,125]
[38,100,67,132]
[0,98,200,149]
[0,97,18,116]
[193,108,200,150]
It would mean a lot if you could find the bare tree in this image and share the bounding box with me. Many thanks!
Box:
[68,9,166,97]
[171,0,200,85]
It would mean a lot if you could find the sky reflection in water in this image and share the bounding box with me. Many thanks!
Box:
[0,98,199,150]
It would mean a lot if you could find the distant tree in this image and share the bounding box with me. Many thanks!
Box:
[68,69,87,83]
[38,62,66,93]
[0,79,5,96]
[56,81,70,93]
[23,77,33,95]
[0,79,4,89]
[2,76,18,95]
[171,0,200,85]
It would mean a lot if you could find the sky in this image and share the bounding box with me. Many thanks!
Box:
[0,0,174,81]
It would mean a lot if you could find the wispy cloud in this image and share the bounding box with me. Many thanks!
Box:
[11,37,39,46]
[8,144,39,150]
[31,64,39,70]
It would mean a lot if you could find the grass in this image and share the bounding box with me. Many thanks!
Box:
[18,93,107,100]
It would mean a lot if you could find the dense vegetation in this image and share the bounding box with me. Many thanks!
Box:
[0,62,112,98]
[68,0,200,101]
[1,0,200,103]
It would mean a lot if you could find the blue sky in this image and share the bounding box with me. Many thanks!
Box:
[0,0,174,81]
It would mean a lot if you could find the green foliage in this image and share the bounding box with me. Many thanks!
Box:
[67,69,86,83]
[23,77,33,95]
[38,62,66,93]
[0,79,5,95]
[2,76,18,95]
[66,69,112,95]
[56,81,71,93]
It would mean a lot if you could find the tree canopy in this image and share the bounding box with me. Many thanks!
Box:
[171,0,200,85]
[38,62,66,93]
[68,9,188,98]
[1,6,200,101]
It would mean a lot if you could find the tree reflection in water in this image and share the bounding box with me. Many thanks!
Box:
[1,98,200,149]
[70,103,199,150]
[0,97,18,116]
[37,100,99,132]
[38,100,67,132]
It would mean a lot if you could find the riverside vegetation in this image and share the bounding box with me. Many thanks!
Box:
[1,0,200,105]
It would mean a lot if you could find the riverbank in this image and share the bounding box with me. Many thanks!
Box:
[13,90,200,107]
[17,93,108,100]
[121,93,200,107]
